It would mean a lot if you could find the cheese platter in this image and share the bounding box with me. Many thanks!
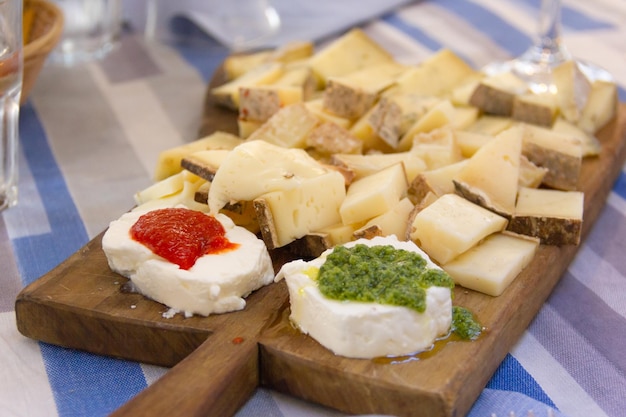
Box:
[15,36,626,417]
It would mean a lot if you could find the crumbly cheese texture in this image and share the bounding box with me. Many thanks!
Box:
[102,208,274,317]
[275,236,452,359]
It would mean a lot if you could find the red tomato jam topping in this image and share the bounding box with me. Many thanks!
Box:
[130,208,239,270]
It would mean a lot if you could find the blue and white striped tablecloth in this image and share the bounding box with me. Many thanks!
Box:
[2,1,625,416]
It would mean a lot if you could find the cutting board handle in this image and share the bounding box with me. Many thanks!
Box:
[110,336,258,417]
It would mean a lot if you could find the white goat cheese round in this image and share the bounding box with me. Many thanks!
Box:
[276,235,452,359]
[102,207,274,317]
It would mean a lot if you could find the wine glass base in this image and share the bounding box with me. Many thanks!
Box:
[482,48,614,94]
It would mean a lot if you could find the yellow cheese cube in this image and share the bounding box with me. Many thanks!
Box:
[409,193,508,264]
[443,232,539,296]
[339,163,408,225]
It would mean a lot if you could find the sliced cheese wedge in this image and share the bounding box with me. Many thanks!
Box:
[443,232,539,296]
[331,151,426,183]
[409,193,508,264]
[354,197,415,240]
[408,159,468,205]
[453,125,523,217]
[154,131,243,181]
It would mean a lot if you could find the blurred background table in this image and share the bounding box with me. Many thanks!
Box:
[2,1,626,416]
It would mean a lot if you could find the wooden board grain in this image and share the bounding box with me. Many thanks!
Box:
[15,72,626,417]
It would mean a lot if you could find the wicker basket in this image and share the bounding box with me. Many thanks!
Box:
[22,0,64,104]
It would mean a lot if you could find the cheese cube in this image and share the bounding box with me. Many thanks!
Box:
[393,49,478,96]
[254,170,346,249]
[408,159,468,204]
[210,62,284,109]
[247,103,319,148]
[512,92,557,127]
[409,193,508,264]
[308,28,393,87]
[154,131,244,181]
[507,187,584,246]
[453,126,523,217]
[552,118,601,157]
[469,72,529,116]
[355,197,415,240]
[239,85,304,122]
[454,130,494,158]
[340,163,408,225]
[398,100,456,151]
[322,62,407,119]
[304,98,352,129]
[368,94,441,148]
[553,60,591,123]
[410,125,463,170]
[443,232,539,296]
[521,123,582,191]
[578,80,618,134]
[331,151,426,183]
[466,115,514,136]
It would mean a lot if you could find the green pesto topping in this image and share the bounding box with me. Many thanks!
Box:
[451,306,482,340]
[317,244,454,313]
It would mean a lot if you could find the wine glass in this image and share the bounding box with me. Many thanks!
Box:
[482,0,613,94]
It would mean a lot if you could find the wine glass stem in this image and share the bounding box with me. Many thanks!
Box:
[537,0,569,61]
[523,0,570,66]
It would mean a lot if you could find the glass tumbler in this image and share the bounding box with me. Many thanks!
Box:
[0,0,23,211]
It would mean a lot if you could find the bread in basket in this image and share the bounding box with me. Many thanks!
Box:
[22,0,64,104]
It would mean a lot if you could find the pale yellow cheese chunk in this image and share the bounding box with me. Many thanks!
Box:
[331,151,426,183]
[339,163,408,225]
[255,170,346,248]
[443,232,539,296]
[578,80,618,134]
[515,187,583,219]
[208,140,329,215]
[154,132,244,181]
[308,28,393,87]
[398,100,456,151]
[247,103,319,148]
[508,187,584,246]
[409,193,508,264]
[211,62,284,109]
[393,49,478,97]
[453,126,523,216]
[553,60,591,123]
[358,197,415,240]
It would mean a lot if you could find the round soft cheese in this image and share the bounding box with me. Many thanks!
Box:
[275,235,452,359]
[102,207,274,317]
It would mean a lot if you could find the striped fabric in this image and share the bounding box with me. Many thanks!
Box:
[2,1,625,416]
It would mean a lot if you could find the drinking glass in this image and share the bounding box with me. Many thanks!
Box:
[483,0,613,93]
[50,0,122,65]
[0,0,23,211]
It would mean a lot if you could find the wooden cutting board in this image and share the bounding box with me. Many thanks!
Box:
[15,65,626,416]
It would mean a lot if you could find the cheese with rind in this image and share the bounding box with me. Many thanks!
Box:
[453,126,523,217]
[208,140,329,215]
